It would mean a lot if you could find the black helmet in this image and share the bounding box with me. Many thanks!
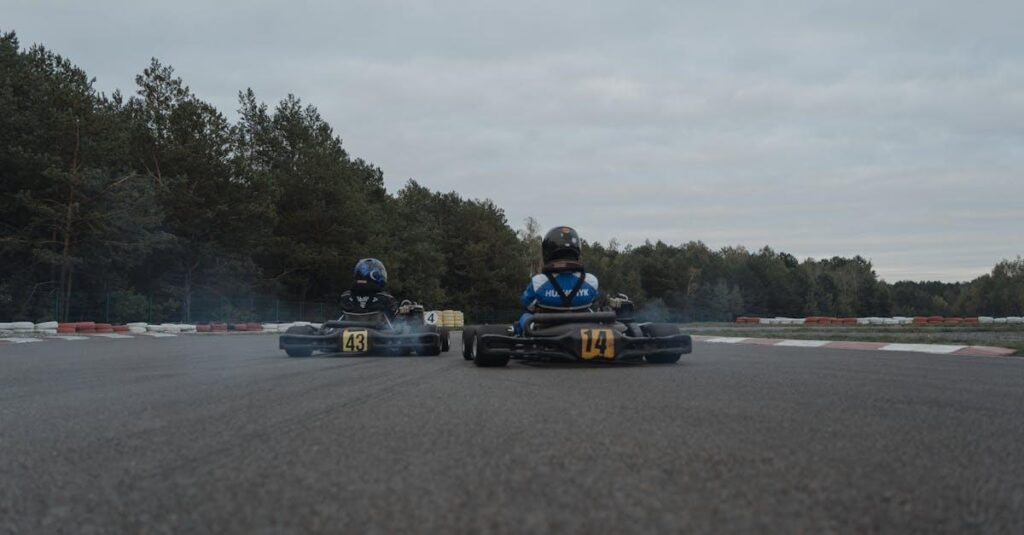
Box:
[542,226,582,265]
[353,258,388,288]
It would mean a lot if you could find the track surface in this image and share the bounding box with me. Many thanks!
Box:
[3,334,1024,533]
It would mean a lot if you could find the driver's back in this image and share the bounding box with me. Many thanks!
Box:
[522,271,599,311]
[340,289,399,318]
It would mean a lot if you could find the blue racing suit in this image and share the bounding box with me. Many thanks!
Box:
[517,270,600,334]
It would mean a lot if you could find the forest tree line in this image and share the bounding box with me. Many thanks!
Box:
[2,32,1022,323]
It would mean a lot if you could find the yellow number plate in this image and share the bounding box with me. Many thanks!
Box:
[341,330,368,353]
[580,328,615,360]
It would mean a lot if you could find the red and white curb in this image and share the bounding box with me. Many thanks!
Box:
[694,336,1016,357]
[0,334,153,344]
[1,337,46,344]
[0,331,278,345]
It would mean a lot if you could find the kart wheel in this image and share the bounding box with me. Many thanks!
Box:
[417,337,443,356]
[441,328,451,352]
[283,325,316,357]
[643,323,683,364]
[473,325,510,367]
[462,327,477,360]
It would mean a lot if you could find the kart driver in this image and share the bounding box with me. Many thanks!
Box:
[340,258,399,319]
[517,226,599,333]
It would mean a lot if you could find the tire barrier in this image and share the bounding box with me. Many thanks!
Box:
[5,313,1022,337]
[2,320,301,336]
[736,315,1021,326]
[426,310,465,328]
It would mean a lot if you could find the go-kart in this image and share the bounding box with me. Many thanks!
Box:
[463,296,691,367]
[279,301,449,357]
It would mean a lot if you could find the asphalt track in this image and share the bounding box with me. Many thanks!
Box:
[3,334,1024,534]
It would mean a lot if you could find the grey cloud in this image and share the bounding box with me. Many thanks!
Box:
[5,0,1022,281]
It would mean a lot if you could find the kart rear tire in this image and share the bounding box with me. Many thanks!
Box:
[462,327,477,360]
[473,325,510,367]
[441,328,451,353]
[417,337,443,356]
[643,323,683,364]
[284,325,316,357]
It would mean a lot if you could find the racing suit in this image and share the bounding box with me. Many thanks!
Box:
[340,282,399,319]
[517,269,599,334]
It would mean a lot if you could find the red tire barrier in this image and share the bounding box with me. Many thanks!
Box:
[231,323,247,331]
[912,317,929,325]
[963,317,980,324]
[57,323,77,334]
[112,325,129,333]
[196,324,212,333]
[75,321,96,333]
[839,318,857,325]
[94,323,114,333]
[944,317,963,324]
[211,323,228,332]
[246,322,262,332]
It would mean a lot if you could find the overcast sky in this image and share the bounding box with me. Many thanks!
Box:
[6,1,1023,281]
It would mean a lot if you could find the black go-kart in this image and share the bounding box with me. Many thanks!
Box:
[279,301,449,357]
[462,296,691,367]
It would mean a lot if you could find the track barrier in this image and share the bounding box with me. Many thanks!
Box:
[736,315,1022,326]
[426,310,465,328]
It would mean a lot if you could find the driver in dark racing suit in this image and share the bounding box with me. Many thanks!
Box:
[340,258,399,319]
[516,226,599,334]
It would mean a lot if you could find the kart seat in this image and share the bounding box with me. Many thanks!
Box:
[325,311,391,329]
[531,311,617,325]
[323,319,381,329]
[526,311,622,337]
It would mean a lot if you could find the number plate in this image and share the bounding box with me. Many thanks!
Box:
[580,328,615,360]
[341,330,368,352]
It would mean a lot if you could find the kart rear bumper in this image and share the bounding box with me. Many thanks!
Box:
[279,331,440,354]
[479,332,692,363]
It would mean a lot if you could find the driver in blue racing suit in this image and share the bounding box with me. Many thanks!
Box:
[517,226,599,334]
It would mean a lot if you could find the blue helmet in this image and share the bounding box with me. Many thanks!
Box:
[353,258,388,288]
